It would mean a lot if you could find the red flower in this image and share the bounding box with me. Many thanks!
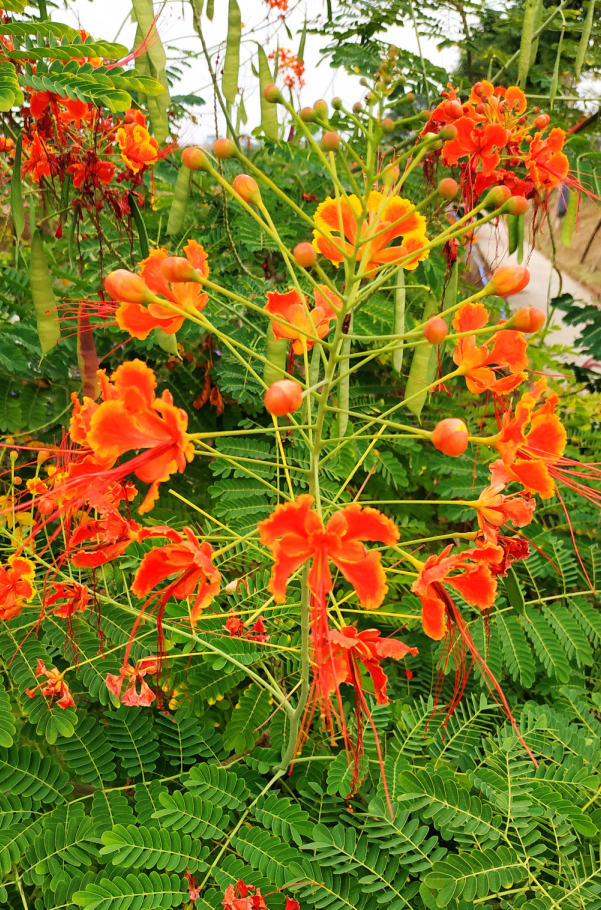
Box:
[69,360,194,513]
[110,241,210,340]
[264,285,339,354]
[493,377,567,499]
[45,582,89,618]
[411,543,503,641]
[312,191,429,273]
[22,133,58,182]
[525,128,569,190]
[70,510,141,568]
[323,626,417,705]
[442,118,509,175]
[225,613,269,642]
[106,657,158,707]
[258,494,399,610]
[0,556,36,621]
[475,461,535,544]
[452,302,528,395]
[26,659,75,709]
[131,526,221,626]
[223,881,267,910]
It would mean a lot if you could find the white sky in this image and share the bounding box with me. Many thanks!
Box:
[58,0,460,142]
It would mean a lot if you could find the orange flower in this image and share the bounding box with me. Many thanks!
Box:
[0,555,36,621]
[109,241,210,340]
[45,582,89,618]
[452,301,528,395]
[223,882,267,910]
[22,133,57,182]
[116,122,159,172]
[474,461,535,544]
[106,657,158,707]
[225,613,269,642]
[25,659,75,710]
[312,191,429,273]
[69,360,194,514]
[411,543,503,641]
[493,377,567,499]
[525,128,569,190]
[442,118,509,175]
[70,511,140,567]
[258,494,399,610]
[131,526,221,626]
[322,626,417,705]
[264,285,339,354]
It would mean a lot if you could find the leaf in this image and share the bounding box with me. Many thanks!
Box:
[73,870,184,909]
[423,845,527,906]
[105,708,160,778]
[29,231,60,355]
[230,826,306,888]
[257,45,278,141]
[152,791,225,839]
[327,751,367,798]
[222,0,241,106]
[524,607,571,683]
[223,684,271,753]
[100,824,209,873]
[184,763,249,810]
[502,567,526,616]
[495,613,536,687]
[0,679,16,748]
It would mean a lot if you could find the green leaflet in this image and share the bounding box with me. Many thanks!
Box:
[10,134,24,241]
[222,0,241,106]
[223,684,271,752]
[575,0,595,80]
[517,0,537,87]
[257,45,278,141]
[404,297,437,420]
[29,230,60,356]
[154,327,179,356]
[263,323,288,386]
[392,268,405,373]
[502,566,526,616]
[337,315,352,437]
[507,213,524,262]
[298,18,307,63]
[561,189,577,248]
[131,0,170,143]
[166,164,191,236]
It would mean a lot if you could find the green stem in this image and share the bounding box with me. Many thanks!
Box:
[279,568,310,770]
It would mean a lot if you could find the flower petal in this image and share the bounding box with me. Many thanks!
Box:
[330,549,388,610]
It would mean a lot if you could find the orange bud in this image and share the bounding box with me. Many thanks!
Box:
[37,498,54,516]
[213,138,237,159]
[444,99,463,119]
[352,102,363,114]
[513,307,545,333]
[381,117,395,134]
[424,316,448,345]
[293,242,317,268]
[232,174,261,204]
[473,82,485,97]
[381,164,400,187]
[439,124,457,141]
[182,146,209,171]
[105,269,151,304]
[160,257,201,283]
[505,195,529,216]
[431,418,469,457]
[300,107,316,122]
[484,185,512,207]
[488,265,530,296]
[264,380,303,416]
[438,177,459,200]
[321,131,340,151]
[263,84,282,103]
[313,99,328,117]
[534,113,550,129]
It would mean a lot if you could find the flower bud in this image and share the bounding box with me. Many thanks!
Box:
[438,177,459,200]
[105,269,151,304]
[443,99,463,119]
[484,185,512,208]
[381,164,400,187]
[359,77,369,87]
[365,92,377,106]
[37,449,49,463]
[381,117,395,134]
[431,418,469,457]
[473,82,485,97]
[9,450,18,463]
[313,99,328,117]
[263,84,282,103]
[439,124,457,141]
[418,109,431,121]
[505,195,529,216]
[232,174,261,205]
[352,102,363,114]
[300,107,316,122]
[213,138,237,159]
[332,97,343,110]
[321,131,340,152]
[423,131,439,142]
[160,257,201,283]
[293,242,317,268]
[513,307,546,333]
[264,380,303,416]
[182,146,209,171]
[424,316,448,345]
[534,113,550,130]
[487,265,530,296]
[37,498,54,516]
[405,92,416,103]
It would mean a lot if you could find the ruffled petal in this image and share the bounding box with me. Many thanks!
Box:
[314,196,357,243]
[525,412,567,461]
[258,495,315,545]
[312,230,345,265]
[184,239,210,277]
[139,249,177,302]
[447,564,497,610]
[327,503,399,546]
[508,458,555,498]
[420,590,447,640]
[330,549,388,610]
[453,301,489,333]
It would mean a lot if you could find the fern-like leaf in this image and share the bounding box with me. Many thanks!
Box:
[100,824,209,873]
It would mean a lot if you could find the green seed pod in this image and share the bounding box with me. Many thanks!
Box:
[29,230,60,356]
[392,268,405,374]
[167,164,191,236]
[264,324,288,387]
